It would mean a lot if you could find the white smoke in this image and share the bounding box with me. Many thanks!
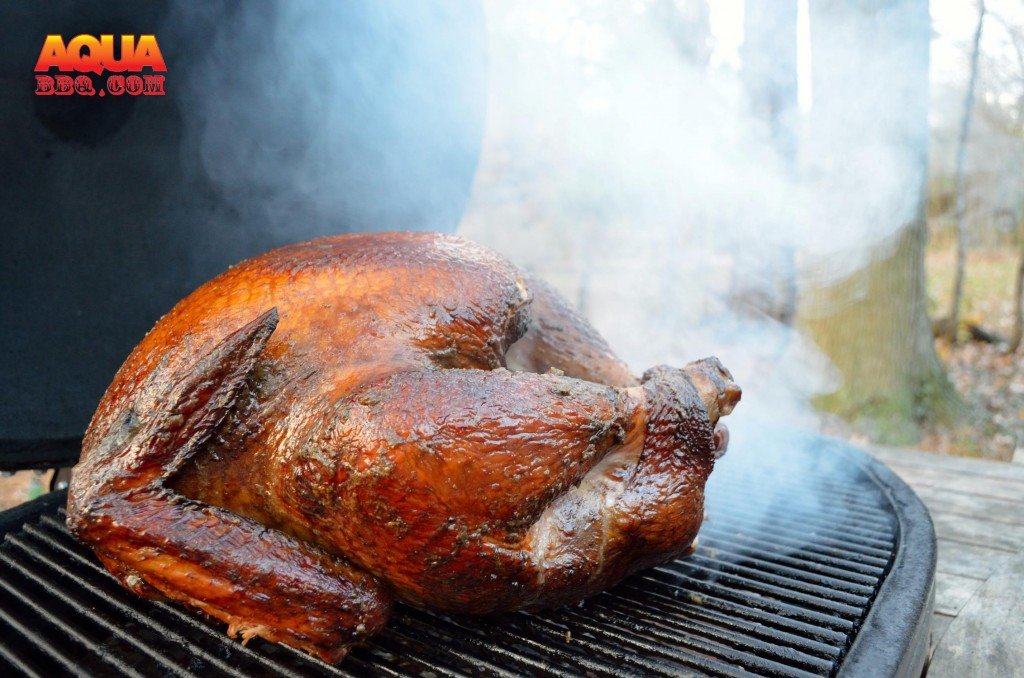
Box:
[161,0,932,450]
[459,0,930,446]
[163,1,486,238]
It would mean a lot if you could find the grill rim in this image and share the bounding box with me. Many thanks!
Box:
[0,438,80,472]
[0,437,935,677]
[830,441,936,678]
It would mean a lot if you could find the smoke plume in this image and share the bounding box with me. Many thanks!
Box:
[459,0,931,450]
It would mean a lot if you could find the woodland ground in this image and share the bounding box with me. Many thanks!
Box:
[922,238,1022,460]
[825,237,1021,460]
[0,470,51,511]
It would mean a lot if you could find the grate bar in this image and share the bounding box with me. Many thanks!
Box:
[361,630,469,677]
[393,606,626,677]
[0,433,908,678]
[702,523,892,565]
[685,553,872,604]
[710,502,896,542]
[635,570,854,632]
[554,609,762,677]
[0,599,92,678]
[0,562,144,677]
[0,549,191,676]
[470,615,643,677]
[504,610,745,677]
[6,532,255,678]
[399,609,584,678]
[709,483,893,522]
[558,598,832,676]
[590,592,841,661]
[0,638,44,678]
[699,534,880,586]
[713,472,889,505]
[651,564,863,621]
[34,515,349,678]
[706,505,895,551]
[387,624,522,677]
[617,580,848,649]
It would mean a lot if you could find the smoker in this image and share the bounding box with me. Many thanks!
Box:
[0,2,935,676]
[0,433,935,677]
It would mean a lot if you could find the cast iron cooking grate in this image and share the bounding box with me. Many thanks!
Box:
[0,436,920,677]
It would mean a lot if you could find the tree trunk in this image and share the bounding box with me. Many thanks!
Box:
[799,224,956,440]
[799,0,959,442]
[737,0,800,325]
[948,1,986,342]
[742,0,799,166]
[1011,236,1024,353]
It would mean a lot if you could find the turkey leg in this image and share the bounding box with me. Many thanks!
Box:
[308,358,739,613]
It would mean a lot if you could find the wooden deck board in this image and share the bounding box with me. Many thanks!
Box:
[929,512,1024,552]
[929,613,955,655]
[911,486,1024,526]
[882,462,1024,503]
[872,446,1024,483]
[935,539,1015,580]
[869,446,1024,677]
[933,572,986,616]
[928,553,1024,678]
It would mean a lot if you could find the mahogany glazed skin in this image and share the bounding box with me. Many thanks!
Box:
[66,232,741,662]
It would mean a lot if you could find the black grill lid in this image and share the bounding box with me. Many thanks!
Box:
[0,435,935,677]
[0,0,486,461]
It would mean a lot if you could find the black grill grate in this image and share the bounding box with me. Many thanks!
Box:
[0,437,913,677]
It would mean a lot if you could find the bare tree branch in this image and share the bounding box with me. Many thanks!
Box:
[948,0,987,343]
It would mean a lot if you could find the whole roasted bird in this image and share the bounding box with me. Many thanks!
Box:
[67,232,740,661]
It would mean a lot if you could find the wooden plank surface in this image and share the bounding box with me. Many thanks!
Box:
[884,462,1024,503]
[936,539,1015,580]
[929,512,1024,552]
[870,446,1024,678]
[928,553,1024,678]
[929,613,955,655]
[933,572,985,616]
[912,486,1024,526]
[872,446,1024,483]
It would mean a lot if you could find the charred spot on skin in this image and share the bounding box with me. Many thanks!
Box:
[503,512,536,533]
[384,516,409,538]
[92,407,141,460]
[357,393,380,407]
[552,384,573,397]
[429,344,460,366]
[611,422,627,445]
[585,417,615,443]
[163,412,185,429]
[297,441,334,468]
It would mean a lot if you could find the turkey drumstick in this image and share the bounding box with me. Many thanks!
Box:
[68,232,740,662]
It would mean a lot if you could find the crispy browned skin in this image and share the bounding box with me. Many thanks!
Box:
[67,232,740,662]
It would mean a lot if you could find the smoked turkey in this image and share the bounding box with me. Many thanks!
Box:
[67,232,741,662]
